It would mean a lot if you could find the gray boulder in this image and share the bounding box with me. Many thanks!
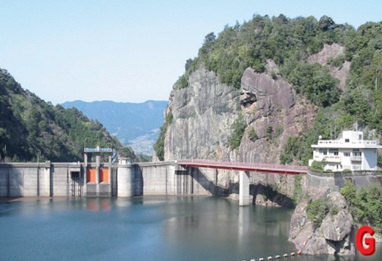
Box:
[289,192,355,256]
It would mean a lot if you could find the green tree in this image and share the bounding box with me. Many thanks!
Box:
[228,114,247,149]
[266,125,273,141]
[154,111,173,161]
[0,68,124,162]
[248,127,258,142]
[311,161,324,171]
[340,181,382,233]
[306,198,329,227]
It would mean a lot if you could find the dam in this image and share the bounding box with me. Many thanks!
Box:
[1,151,380,203]
[0,156,306,209]
[0,146,303,202]
[0,159,236,199]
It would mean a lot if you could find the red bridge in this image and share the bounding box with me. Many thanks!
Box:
[176,159,307,175]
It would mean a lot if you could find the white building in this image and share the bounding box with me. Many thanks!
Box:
[309,131,382,171]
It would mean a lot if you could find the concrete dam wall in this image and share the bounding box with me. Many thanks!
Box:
[7,160,380,202]
[0,162,83,198]
[117,162,218,197]
[0,161,298,207]
[0,161,233,198]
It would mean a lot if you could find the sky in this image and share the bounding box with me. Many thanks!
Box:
[1,0,381,105]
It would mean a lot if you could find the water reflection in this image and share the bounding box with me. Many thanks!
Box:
[0,197,381,261]
[238,206,249,245]
[159,197,296,260]
[87,198,111,212]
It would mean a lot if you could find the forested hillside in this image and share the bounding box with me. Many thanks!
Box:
[157,14,382,164]
[0,69,132,162]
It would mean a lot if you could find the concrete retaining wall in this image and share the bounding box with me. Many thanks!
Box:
[0,163,49,197]
[51,165,69,197]
[307,170,382,194]
[0,162,82,198]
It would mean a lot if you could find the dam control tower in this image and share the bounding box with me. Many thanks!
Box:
[84,146,114,197]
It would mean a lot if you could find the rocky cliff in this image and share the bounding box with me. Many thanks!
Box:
[237,65,316,163]
[162,42,349,164]
[164,62,316,164]
[164,67,239,161]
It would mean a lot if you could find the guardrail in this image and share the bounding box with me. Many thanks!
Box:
[308,169,382,177]
[317,140,379,146]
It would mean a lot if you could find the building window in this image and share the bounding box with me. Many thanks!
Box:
[345,139,349,143]
[352,164,361,170]
[353,149,361,156]
[344,152,350,157]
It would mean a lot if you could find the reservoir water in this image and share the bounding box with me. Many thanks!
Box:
[0,197,381,261]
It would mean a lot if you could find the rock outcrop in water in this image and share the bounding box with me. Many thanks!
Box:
[289,192,355,256]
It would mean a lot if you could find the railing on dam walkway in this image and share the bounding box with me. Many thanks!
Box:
[176,159,307,175]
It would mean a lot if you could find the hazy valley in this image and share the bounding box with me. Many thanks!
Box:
[62,100,167,155]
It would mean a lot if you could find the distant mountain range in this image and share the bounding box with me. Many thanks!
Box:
[62,100,168,155]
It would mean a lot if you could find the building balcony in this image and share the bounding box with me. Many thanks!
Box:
[317,140,379,146]
[351,156,362,161]
[325,155,341,162]
[314,139,381,149]
[314,155,341,162]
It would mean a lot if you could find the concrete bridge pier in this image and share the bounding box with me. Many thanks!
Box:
[239,171,250,206]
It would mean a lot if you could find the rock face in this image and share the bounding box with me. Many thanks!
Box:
[289,192,355,256]
[162,65,314,206]
[164,68,239,161]
[164,64,316,164]
[238,67,316,163]
[307,43,350,90]
[307,43,344,65]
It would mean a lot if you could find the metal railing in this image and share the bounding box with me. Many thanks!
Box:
[317,140,379,146]
[350,156,362,161]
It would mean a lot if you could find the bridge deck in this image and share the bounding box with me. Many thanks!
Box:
[177,159,307,175]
